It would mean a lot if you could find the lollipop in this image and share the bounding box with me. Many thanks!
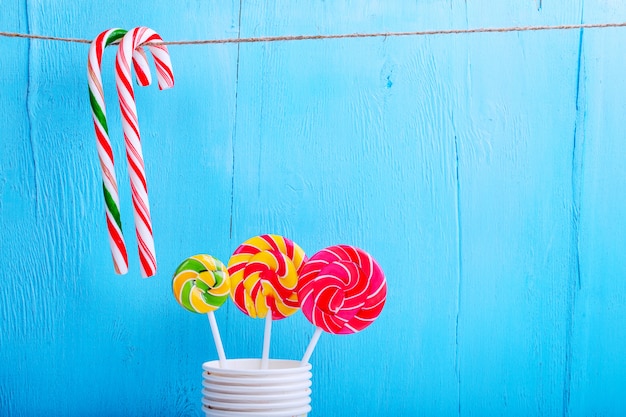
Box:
[297,245,387,363]
[227,234,307,367]
[173,254,230,366]
[228,234,307,319]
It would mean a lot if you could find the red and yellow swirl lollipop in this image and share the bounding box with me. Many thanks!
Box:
[227,234,307,320]
[227,234,307,367]
[297,245,387,362]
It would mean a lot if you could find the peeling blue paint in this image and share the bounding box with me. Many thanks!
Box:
[1,1,626,416]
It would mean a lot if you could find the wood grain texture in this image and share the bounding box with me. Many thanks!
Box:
[568,3,626,416]
[1,1,241,416]
[456,3,584,416]
[230,1,470,415]
[1,1,626,416]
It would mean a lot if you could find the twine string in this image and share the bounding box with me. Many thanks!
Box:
[1,21,626,46]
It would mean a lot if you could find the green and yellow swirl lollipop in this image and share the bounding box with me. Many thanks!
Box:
[173,254,230,366]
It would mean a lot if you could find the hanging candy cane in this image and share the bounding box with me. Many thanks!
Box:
[115,27,175,277]
[88,28,155,275]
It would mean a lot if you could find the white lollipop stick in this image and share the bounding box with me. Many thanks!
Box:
[207,312,227,368]
[261,314,272,369]
[301,327,323,365]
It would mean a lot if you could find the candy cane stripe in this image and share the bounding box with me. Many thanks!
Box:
[115,27,174,277]
[88,28,151,275]
[89,27,171,276]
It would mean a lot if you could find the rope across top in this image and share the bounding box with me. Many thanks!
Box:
[1,21,626,45]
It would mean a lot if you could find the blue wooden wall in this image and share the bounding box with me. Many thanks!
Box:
[1,1,626,416]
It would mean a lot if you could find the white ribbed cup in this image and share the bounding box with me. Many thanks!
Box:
[202,359,312,417]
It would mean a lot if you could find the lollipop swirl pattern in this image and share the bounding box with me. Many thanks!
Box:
[298,245,386,334]
[227,235,307,320]
[172,255,230,314]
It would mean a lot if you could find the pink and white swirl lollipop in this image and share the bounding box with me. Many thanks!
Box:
[297,245,387,363]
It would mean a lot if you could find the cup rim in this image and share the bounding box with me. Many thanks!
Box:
[202,403,311,417]
[203,359,311,376]
[202,379,312,394]
[202,388,312,402]
[202,371,312,386]
[201,395,311,411]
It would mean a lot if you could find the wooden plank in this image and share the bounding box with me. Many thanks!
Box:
[0,2,37,416]
[2,1,626,415]
[569,3,626,416]
[230,1,469,415]
[456,2,583,416]
[0,1,240,415]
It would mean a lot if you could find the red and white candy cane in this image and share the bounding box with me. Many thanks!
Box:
[88,28,155,275]
[115,27,174,278]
